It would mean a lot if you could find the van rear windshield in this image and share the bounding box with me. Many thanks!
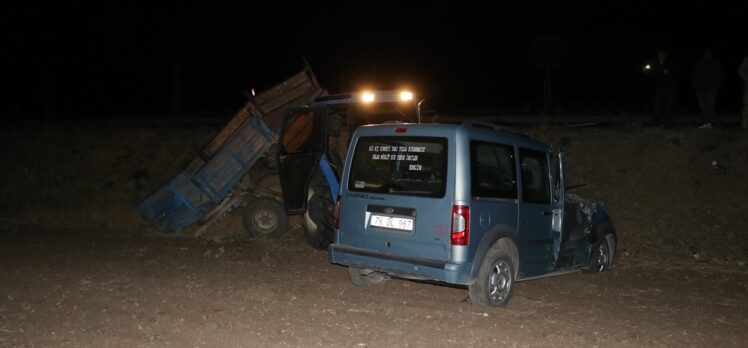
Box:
[348,136,447,197]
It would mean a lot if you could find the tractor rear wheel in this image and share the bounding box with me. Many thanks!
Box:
[303,174,335,249]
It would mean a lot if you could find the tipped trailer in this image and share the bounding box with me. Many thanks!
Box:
[136,67,324,236]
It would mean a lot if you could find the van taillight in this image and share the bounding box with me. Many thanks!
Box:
[450,205,470,245]
[334,195,342,230]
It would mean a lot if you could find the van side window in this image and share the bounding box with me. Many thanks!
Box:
[470,141,517,199]
[519,149,550,204]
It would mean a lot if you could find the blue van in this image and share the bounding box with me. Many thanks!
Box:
[329,121,616,307]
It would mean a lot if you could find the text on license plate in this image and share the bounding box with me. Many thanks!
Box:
[370,214,414,231]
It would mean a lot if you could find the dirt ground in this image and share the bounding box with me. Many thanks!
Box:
[1,123,748,347]
[1,223,747,347]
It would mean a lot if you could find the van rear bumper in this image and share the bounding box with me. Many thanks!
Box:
[329,244,472,285]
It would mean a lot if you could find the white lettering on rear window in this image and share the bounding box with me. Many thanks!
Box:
[368,143,426,161]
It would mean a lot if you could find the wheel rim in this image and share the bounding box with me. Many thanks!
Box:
[252,208,277,233]
[303,187,318,232]
[488,260,512,303]
[596,242,609,272]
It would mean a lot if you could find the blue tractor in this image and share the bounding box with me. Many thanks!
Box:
[136,67,325,237]
[277,90,421,248]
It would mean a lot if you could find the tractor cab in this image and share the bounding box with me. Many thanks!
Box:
[277,90,420,248]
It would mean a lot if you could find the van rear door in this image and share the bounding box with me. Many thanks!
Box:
[338,136,452,262]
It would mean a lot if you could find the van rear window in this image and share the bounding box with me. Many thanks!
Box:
[348,136,447,197]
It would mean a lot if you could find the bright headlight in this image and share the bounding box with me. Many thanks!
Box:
[400,91,414,101]
[361,92,375,103]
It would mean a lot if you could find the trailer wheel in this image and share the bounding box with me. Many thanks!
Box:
[242,197,287,238]
[303,174,335,249]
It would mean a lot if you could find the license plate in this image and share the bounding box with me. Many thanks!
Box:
[370,214,414,231]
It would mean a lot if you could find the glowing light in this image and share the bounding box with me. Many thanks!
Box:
[361,92,375,103]
[399,91,414,101]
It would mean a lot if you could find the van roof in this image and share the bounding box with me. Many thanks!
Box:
[355,120,549,149]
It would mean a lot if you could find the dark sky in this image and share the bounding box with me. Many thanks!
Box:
[9,1,747,119]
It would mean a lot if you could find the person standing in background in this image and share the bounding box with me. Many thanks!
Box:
[739,56,748,130]
[692,50,723,129]
[644,49,681,129]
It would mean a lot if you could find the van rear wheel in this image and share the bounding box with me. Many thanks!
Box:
[303,174,335,249]
[469,241,516,308]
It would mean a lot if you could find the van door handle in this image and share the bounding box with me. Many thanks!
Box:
[543,210,554,216]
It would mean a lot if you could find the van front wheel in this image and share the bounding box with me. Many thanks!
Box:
[585,235,613,273]
[469,242,516,307]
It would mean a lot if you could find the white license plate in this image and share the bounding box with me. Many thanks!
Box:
[370,214,414,231]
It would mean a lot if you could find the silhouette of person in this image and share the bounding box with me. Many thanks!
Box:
[692,50,723,129]
[644,49,681,128]
[739,56,748,130]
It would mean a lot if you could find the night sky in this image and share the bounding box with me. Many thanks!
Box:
[9,1,747,120]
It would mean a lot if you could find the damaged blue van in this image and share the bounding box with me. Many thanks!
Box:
[329,121,616,307]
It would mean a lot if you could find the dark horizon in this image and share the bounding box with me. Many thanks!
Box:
[9,1,747,120]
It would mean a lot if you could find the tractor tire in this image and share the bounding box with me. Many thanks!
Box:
[303,174,335,249]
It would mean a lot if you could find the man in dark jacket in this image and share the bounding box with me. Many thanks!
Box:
[739,56,748,130]
[692,50,724,128]
[645,49,681,128]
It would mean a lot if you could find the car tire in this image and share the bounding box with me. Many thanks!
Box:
[586,234,613,273]
[242,197,287,238]
[348,267,389,287]
[469,240,516,308]
[303,174,335,249]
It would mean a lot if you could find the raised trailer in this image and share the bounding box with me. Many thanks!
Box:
[136,66,324,235]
